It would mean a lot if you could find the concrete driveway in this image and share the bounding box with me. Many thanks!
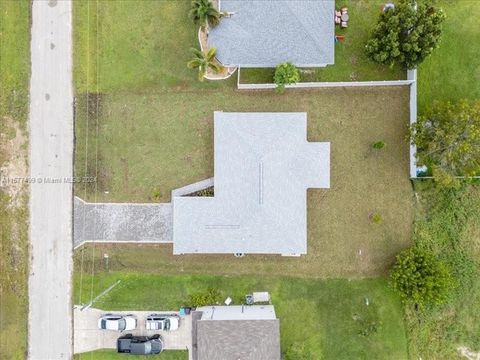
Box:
[74,307,192,355]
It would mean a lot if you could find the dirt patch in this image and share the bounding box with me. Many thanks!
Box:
[0,117,27,209]
[458,346,480,360]
[120,157,129,192]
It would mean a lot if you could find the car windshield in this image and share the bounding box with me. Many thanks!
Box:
[165,319,170,330]
[131,342,151,355]
[118,318,126,330]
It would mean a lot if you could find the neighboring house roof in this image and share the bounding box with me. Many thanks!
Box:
[192,306,280,360]
[208,0,335,67]
[173,112,330,255]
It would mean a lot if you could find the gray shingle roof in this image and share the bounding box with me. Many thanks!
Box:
[173,112,330,255]
[208,0,335,67]
[196,320,280,360]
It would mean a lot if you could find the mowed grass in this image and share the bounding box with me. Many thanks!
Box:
[418,0,480,112]
[73,0,234,93]
[75,349,187,360]
[75,86,413,278]
[0,0,30,359]
[240,0,405,84]
[74,272,408,360]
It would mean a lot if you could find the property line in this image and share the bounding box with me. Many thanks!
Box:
[81,280,121,311]
[78,0,91,314]
[88,0,100,318]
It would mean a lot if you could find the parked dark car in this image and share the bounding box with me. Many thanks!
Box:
[117,334,164,355]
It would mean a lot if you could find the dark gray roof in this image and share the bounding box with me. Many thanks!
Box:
[173,112,330,255]
[208,0,335,67]
[195,320,280,360]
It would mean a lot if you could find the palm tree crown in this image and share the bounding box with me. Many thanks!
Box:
[187,47,222,81]
[189,0,221,29]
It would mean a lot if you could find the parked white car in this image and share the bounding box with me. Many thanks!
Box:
[145,314,180,331]
[98,314,137,331]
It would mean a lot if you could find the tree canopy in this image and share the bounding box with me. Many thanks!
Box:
[187,47,221,81]
[411,100,480,186]
[365,0,445,69]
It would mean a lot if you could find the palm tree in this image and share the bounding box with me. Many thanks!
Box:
[189,0,221,30]
[187,47,222,81]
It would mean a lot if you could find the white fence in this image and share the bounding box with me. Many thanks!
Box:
[237,67,419,178]
[237,68,414,89]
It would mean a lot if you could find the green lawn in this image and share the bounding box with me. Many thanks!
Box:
[73,0,234,93]
[418,0,480,112]
[240,0,405,84]
[74,273,408,360]
[74,86,413,278]
[0,1,30,359]
[75,349,187,360]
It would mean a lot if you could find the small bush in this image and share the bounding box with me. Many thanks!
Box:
[372,141,385,150]
[189,287,222,307]
[370,213,382,224]
[151,189,162,201]
[390,247,455,308]
[185,186,214,197]
[274,62,300,93]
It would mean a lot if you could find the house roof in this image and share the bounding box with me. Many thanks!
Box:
[208,0,335,67]
[192,306,280,360]
[173,112,330,255]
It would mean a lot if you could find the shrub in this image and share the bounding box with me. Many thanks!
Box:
[390,247,454,308]
[151,189,162,201]
[274,62,300,93]
[365,0,445,69]
[370,213,382,224]
[372,141,385,150]
[189,287,222,307]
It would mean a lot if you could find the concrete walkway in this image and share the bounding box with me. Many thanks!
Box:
[28,0,73,359]
[74,307,191,355]
[73,197,173,249]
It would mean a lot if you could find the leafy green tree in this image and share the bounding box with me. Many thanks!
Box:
[273,62,300,93]
[391,247,454,308]
[187,47,222,81]
[411,100,480,186]
[189,0,221,30]
[365,0,445,69]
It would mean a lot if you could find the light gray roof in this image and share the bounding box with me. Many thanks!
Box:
[173,112,330,255]
[198,305,277,321]
[208,0,335,67]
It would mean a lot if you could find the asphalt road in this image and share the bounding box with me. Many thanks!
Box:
[28,0,73,359]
